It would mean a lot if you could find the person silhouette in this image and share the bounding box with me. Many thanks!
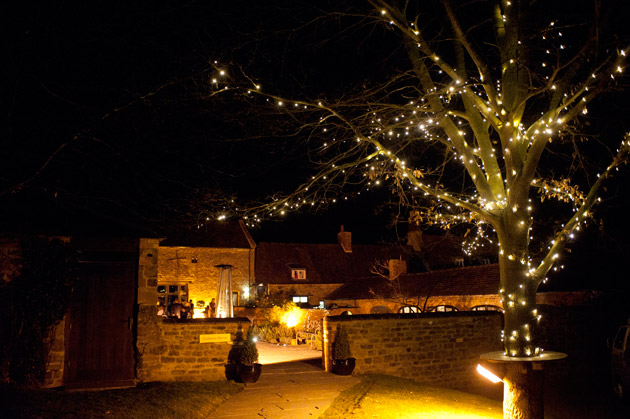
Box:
[209,298,216,318]
[171,298,182,319]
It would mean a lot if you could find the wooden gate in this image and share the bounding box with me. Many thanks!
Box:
[64,241,137,389]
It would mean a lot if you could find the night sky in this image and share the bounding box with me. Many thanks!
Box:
[2,1,630,292]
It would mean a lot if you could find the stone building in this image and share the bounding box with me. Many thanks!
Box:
[253,226,481,309]
[324,262,601,315]
[157,221,256,314]
[253,227,411,307]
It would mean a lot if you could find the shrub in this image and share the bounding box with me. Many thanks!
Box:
[239,328,259,365]
[0,238,77,385]
[264,325,278,342]
[333,326,352,360]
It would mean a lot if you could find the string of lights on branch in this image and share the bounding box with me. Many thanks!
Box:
[196,2,629,356]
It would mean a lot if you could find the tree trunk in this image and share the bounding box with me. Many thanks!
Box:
[498,206,540,357]
[503,362,544,419]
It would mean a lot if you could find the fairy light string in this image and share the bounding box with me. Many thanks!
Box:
[199,1,628,356]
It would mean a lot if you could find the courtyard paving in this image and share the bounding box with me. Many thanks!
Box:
[212,342,358,418]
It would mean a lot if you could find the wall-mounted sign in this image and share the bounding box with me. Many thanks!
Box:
[199,333,231,343]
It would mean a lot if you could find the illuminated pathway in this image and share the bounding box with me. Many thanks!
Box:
[256,341,323,364]
[212,342,359,418]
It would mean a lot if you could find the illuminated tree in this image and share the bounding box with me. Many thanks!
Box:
[209,0,628,396]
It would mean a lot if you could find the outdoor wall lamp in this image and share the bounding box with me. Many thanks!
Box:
[476,363,503,383]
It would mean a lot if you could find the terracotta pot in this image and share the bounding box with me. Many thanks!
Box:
[332,358,355,375]
[236,363,262,383]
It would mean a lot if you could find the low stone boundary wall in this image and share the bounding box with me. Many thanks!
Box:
[137,305,251,382]
[323,312,502,390]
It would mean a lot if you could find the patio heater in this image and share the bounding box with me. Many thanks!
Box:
[215,264,233,318]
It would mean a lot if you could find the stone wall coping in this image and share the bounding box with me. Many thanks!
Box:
[161,317,252,324]
[325,311,503,322]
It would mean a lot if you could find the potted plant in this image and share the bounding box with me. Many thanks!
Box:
[331,325,355,375]
[236,328,262,383]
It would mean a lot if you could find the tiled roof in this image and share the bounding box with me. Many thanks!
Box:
[325,263,500,300]
[411,233,468,268]
[160,220,255,249]
[255,242,410,284]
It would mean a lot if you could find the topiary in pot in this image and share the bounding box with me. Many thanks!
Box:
[332,325,355,375]
[237,327,262,383]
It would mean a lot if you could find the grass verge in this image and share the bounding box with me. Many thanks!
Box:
[0,380,243,419]
[320,375,502,419]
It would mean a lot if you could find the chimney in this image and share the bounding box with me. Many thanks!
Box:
[407,224,423,252]
[388,258,407,281]
[337,225,352,253]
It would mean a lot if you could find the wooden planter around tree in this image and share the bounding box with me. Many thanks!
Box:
[481,351,566,419]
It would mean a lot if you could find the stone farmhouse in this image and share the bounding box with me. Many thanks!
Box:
[252,225,502,314]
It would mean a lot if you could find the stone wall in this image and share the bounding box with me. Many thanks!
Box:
[158,247,254,308]
[136,304,251,382]
[537,291,602,307]
[138,238,160,305]
[1,237,67,388]
[323,312,503,390]
[43,317,65,388]
[536,304,614,378]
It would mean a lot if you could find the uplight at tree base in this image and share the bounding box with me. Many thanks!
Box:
[477,364,503,383]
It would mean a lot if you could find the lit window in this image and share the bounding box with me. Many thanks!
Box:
[398,305,421,314]
[292,295,308,304]
[471,305,503,312]
[291,269,307,279]
[430,305,458,312]
[156,283,189,316]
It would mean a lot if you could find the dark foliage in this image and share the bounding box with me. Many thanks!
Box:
[239,328,259,366]
[332,325,352,361]
[0,237,77,385]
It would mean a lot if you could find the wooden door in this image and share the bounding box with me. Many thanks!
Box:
[65,260,136,389]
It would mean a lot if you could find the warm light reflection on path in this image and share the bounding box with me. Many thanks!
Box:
[256,341,322,364]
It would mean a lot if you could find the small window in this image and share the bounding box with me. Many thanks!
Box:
[157,283,189,316]
[471,305,503,312]
[398,305,421,314]
[291,269,307,280]
[430,305,458,312]
[292,295,308,304]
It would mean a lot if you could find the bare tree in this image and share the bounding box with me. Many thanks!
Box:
[206,1,629,416]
